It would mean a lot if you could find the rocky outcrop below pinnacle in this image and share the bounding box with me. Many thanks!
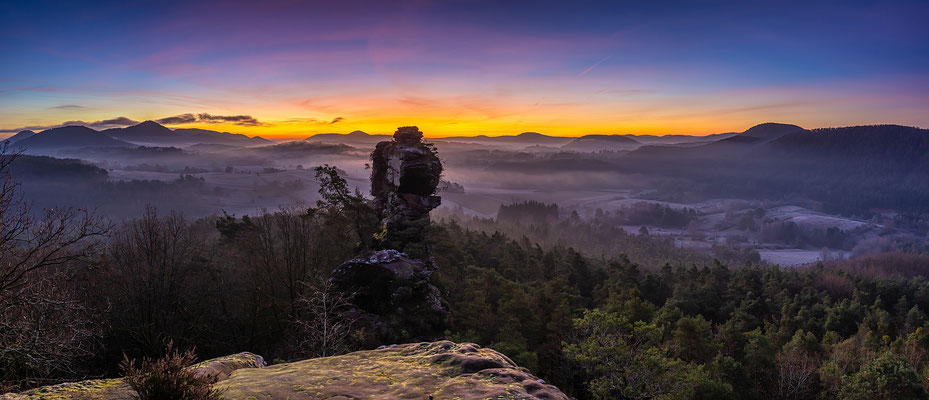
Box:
[330,249,447,343]
[0,352,265,400]
[217,341,570,399]
[2,342,569,400]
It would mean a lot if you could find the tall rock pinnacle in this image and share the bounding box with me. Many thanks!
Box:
[369,126,443,253]
[330,126,447,344]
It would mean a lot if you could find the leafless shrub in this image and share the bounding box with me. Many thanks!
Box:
[120,342,222,400]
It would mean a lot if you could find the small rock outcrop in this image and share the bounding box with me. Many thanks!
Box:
[330,126,447,343]
[330,249,446,342]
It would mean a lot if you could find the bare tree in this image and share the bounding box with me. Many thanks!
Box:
[292,278,357,358]
[105,206,213,355]
[0,142,108,390]
[775,346,821,400]
[0,142,109,298]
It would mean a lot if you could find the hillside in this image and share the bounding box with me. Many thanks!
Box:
[107,121,270,146]
[3,130,37,143]
[619,124,929,214]
[14,126,134,150]
[1,342,568,400]
[443,132,574,146]
[561,134,640,151]
[740,122,805,140]
[307,130,392,145]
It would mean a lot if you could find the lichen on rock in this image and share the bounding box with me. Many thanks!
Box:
[0,353,265,400]
[215,341,570,400]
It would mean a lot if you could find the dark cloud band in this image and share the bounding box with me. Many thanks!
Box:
[157,113,265,126]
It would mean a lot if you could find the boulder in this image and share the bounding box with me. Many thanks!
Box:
[330,249,447,343]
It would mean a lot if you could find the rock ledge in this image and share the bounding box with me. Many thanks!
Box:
[1,342,569,400]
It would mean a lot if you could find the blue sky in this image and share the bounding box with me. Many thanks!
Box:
[2,0,927,137]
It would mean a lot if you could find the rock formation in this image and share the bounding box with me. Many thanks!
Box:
[330,126,447,343]
[0,352,266,400]
[369,125,443,251]
[1,342,569,400]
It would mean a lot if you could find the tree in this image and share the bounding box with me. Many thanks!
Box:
[839,353,927,400]
[292,278,357,358]
[104,206,215,355]
[314,165,378,251]
[0,142,109,297]
[564,309,698,400]
[0,142,108,390]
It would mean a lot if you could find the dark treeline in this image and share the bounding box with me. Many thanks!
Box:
[497,201,560,224]
[439,205,760,268]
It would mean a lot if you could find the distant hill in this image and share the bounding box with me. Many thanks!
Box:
[113,120,174,140]
[561,134,640,151]
[306,130,392,144]
[624,132,738,145]
[442,132,574,146]
[14,126,134,150]
[740,122,805,140]
[620,124,929,215]
[173,128,271,145]
[106,121,270,146]
[4,130,38,143]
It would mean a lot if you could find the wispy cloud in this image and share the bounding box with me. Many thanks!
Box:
[578,56,611,77]
[156,113,198,125]
[49,104,85,109]
[281,117,346,125]
[197,113,264,126]
[156,113,266,126]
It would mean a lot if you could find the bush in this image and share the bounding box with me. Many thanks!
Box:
[119,343,222,400]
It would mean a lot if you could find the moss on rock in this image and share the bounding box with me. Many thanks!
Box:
[0,352,265,400]
[216,341,569,399]
[2,342,569,399]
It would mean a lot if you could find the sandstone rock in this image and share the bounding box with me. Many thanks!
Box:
[370,126,442,250]
[4,342,570,400]
[0,352,265,400]
[216,341,571,399]
[330,249,446,343]
[330,126,448,343]
[190,352,267,381]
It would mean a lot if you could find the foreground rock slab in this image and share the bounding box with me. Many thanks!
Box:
[0,352,264,400]
[1,342,569,399]
[216,341,569,400]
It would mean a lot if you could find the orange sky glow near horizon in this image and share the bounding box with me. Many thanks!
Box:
[2,1,928,139]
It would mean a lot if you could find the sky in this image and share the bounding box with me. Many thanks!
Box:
[1,0,928,138]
